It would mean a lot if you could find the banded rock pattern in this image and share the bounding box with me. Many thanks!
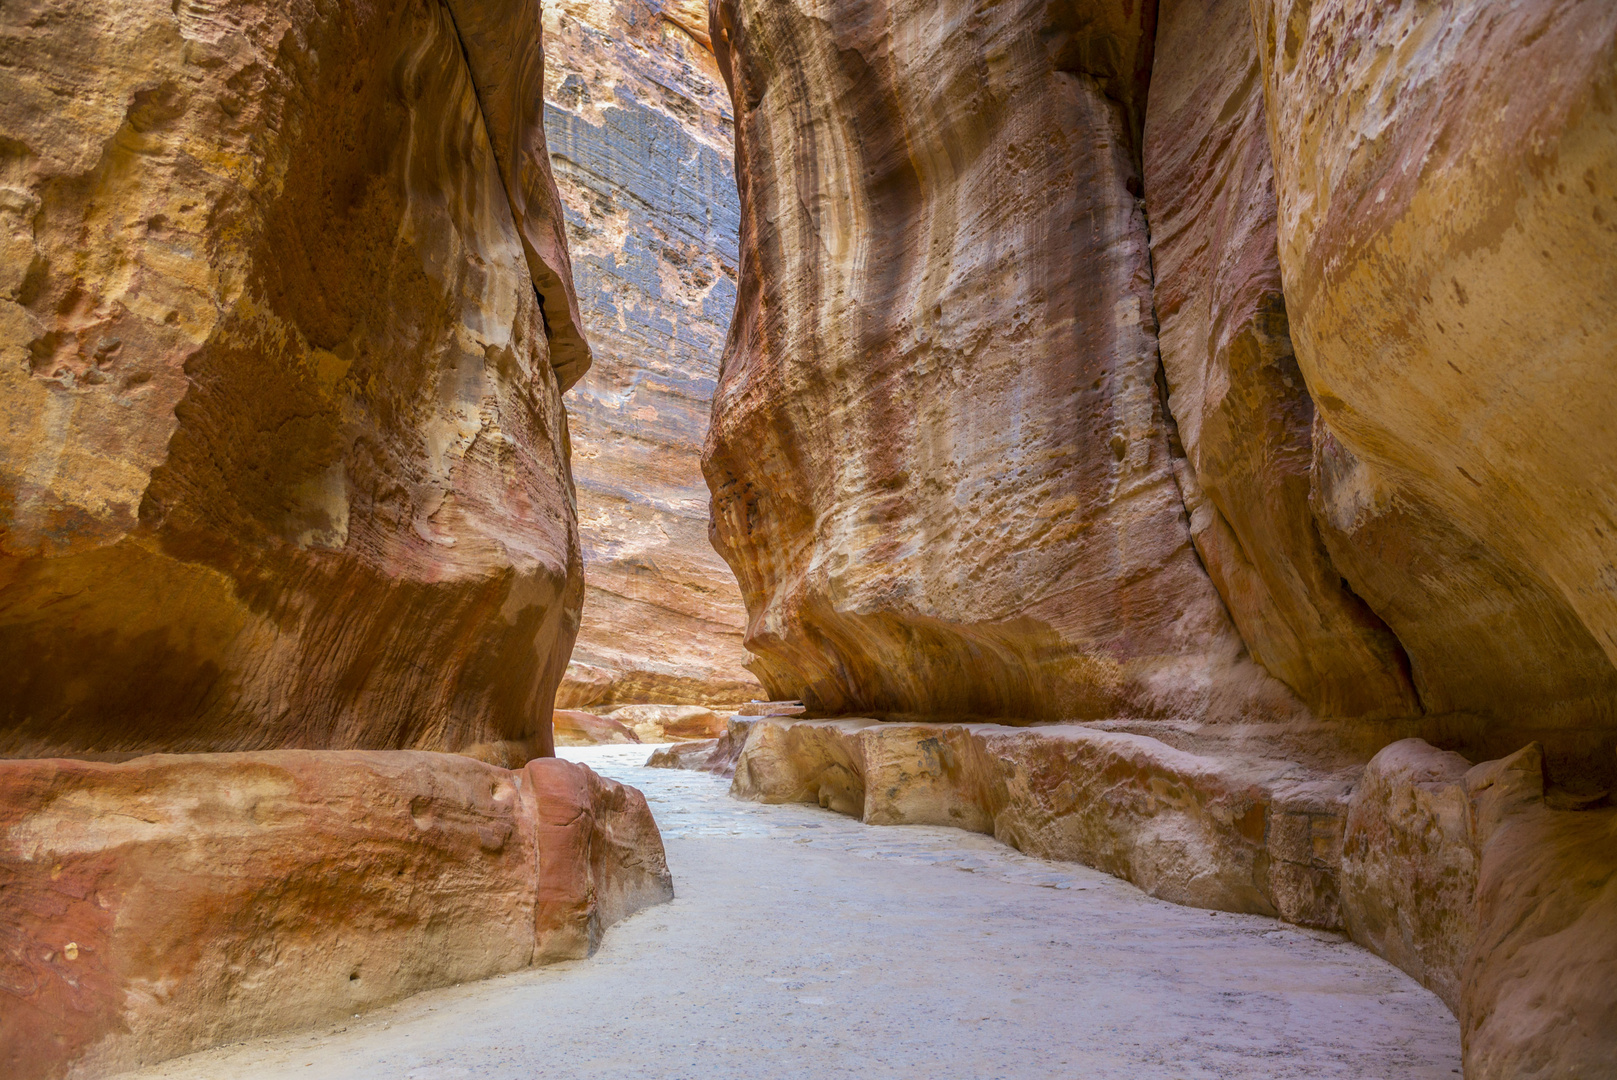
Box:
[543,0,761,708]
[703,0,1303,730]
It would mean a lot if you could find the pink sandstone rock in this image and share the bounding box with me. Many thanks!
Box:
[0,750,672,1080]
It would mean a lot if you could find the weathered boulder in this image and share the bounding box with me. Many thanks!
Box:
[543,0,762,707]
[602,703,726,743]
[0,0,590,757]
[702,0,1304,728]
[730,717,1346,926]
[1248,0,1617,781]
[1337,738,1616,1076]
[553,708,641,746]
[1339,739,1479,1011]
[1142,0,1418,721]
[0,751,672,1080]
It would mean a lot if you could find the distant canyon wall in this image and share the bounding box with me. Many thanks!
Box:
[0,0,589,758]
[703,0,1617,784]
[544,0,762,707]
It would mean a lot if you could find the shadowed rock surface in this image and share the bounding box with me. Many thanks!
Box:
[543,0,762,707]
[0,0,590,758]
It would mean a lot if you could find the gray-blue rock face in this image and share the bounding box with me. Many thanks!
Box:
[544,3,760,707]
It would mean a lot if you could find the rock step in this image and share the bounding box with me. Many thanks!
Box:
[0,751,673,1080]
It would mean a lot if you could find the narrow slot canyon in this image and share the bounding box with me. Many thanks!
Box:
[1,1,1614,1079]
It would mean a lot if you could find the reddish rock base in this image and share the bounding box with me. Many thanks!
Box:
[0,751,673,1080]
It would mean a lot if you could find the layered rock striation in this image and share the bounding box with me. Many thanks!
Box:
[704,0,1617,773]
[703,0,1302,728]
[543,0,761,707]
[0,751,672,1080]
[0,0,589,758]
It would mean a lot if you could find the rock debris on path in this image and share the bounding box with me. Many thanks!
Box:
[119,746,1461,1080]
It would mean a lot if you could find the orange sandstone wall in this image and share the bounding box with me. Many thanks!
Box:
[0,0,590,758]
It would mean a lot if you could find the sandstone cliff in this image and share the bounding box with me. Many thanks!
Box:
[543,0,762,708]
[704,0,1617,778]
[1248,0,1617,779]
[703,0,1303,729]
[0,0,589,758]
[699,0,1617,1073]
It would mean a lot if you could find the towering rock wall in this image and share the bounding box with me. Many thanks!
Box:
[543,0,762,707]
[0,0,589,759]
[1141,0,1420,723]
[703,0,1304,729]
[1248,0,1617,779]
[705,0,1617,782]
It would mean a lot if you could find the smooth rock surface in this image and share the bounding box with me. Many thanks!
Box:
[703,0,1303,727]
[1249,0,1617,780]
[0,751,672,1080]
[109,744,1462,1080]
[0,0,589,757]
[544,0,761,706]
[1142,0,1418,720]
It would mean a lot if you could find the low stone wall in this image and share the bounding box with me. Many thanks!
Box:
[730,718,1346,926]
[725,718,1616,1077]
[0,752,673,1080]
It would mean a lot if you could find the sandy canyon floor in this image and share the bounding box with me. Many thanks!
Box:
[116,745,1461,1080]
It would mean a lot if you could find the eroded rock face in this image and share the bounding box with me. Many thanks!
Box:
[1141,0,1418,721]
[703,0,1303,727]
[1337,738,1617,1077]
[543,0,762,706]
[0,0,588,757]
[0,751,672,1080]
[1248,0,1617,780]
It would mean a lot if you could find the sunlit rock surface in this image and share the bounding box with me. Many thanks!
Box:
[543,0,762,707]
[0,0,589,757]
[1249,0,1617,779]
[0,751,671,1080]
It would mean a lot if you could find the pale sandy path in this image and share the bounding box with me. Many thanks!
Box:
[119,745,1461,1080]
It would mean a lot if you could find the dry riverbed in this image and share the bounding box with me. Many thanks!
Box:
[118,745,1461,1079]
